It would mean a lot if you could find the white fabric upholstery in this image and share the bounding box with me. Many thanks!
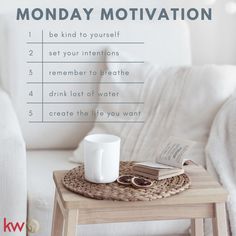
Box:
[0,88,27,236]
[27,150,190,236]
[73,64,236,165]
[27,150,76,236]
[205,94,236,236]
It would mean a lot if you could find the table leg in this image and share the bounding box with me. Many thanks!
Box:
[51,191,64,236]
[64,210,78,236]
[191,218,204,236]
[212,202,228,236]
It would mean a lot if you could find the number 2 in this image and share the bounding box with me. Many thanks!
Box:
[29,50,33,56]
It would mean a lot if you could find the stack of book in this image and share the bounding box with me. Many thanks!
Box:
[132,162,184,180]
[132,136,196,180]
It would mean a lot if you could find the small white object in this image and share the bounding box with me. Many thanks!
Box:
[27,219,40,233]
[84,134,120,183]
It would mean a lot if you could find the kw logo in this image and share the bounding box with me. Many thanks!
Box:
[3,218,25,233]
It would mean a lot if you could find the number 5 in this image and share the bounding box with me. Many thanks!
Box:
[29,110,33,117]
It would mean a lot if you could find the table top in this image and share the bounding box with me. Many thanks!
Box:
[53,164,228,210]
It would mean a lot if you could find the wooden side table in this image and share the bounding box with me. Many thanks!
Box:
[51,165,229,236]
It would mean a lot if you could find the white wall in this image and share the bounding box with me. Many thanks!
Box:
[1,0,236,65]
[187,0,236,65]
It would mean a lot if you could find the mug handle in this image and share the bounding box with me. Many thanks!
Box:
[94,148,104,182]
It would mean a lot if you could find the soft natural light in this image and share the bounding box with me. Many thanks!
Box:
[225,1,236,14]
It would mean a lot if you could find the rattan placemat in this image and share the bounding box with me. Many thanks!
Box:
[62,162,190,201]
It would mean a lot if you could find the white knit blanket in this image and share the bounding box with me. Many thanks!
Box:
[73,65,236,165]
[206,94,236,236]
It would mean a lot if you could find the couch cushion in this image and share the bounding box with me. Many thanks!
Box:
[73,62,236,165]
[27,150,190,236]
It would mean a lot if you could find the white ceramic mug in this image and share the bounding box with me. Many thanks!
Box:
[84,134,121,183]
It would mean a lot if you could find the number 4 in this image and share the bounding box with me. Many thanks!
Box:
[29,91,33,96]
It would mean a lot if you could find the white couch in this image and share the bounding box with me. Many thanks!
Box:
[0,16,194,235]
[1,9,236,236]
[0,88,26,236]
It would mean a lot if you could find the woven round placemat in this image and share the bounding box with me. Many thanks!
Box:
[62,161,190,201]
